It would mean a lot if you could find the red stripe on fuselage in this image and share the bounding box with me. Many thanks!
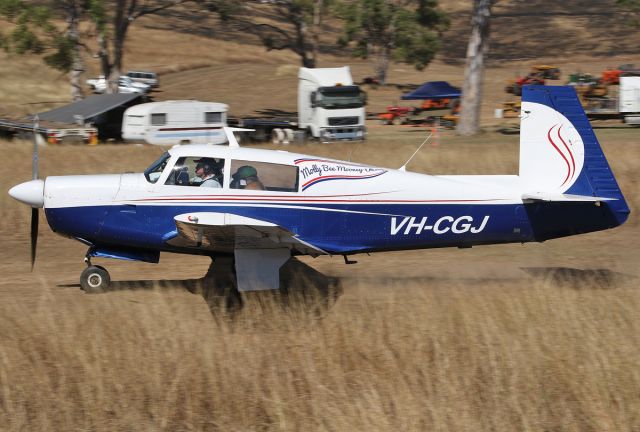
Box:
[130,196,510,204]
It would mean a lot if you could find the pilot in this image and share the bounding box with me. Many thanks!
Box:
[232,165,265,190]
[193,157,223,188]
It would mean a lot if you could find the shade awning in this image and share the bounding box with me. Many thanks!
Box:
[35,93,143,123]
[401,81,461,100]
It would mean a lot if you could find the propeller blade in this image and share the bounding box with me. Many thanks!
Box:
[32,114,39,180]
[29,114,40,271]
[31,207,38,270]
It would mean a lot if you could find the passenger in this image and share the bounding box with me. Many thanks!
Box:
[193,157,223,188]
[232,165,265,190]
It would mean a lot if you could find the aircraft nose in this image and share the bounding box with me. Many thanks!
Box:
[8,179,45,208]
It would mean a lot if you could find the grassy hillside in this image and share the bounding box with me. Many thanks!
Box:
[1,1,639,118]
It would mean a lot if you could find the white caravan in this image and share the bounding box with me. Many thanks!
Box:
[298,66,366,140]
[122,100,228,145]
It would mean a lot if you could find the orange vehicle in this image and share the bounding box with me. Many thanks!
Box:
[378,105,415,125]
[378,98,453,125]
[419,98,451,110]
[600,64,640,85]
[506,65,561,96]
[601,68,622,86]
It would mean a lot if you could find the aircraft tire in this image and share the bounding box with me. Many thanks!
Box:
[80,265,110,294]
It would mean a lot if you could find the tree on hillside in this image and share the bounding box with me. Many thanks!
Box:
[237,0,328,68]
[89,0,234,93]
[0,0,89,101]
[617,0,640,26]
[90,0,189,93]
[336,0,449,84]
[456,0,492,136]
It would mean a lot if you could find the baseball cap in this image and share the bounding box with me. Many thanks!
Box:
[235,165,257,179]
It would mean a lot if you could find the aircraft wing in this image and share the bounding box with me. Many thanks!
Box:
[166,212,327,292]
[166,212,327,256]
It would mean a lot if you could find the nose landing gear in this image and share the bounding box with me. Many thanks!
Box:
[80,256,110,294]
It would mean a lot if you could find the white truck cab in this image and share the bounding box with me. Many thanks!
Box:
[298,66,366,140]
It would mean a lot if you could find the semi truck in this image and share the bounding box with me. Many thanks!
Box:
[297,66,366,140]
[238,66,367,143]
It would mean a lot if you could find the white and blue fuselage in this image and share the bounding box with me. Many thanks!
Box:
[9,86,630,291]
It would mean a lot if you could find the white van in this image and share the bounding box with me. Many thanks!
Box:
[126,71,159,88]
[122,100,228,145]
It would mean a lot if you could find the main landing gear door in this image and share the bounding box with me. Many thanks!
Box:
[234,248,290,291]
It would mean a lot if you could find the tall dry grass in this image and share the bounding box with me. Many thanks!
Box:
[0,273,638,431]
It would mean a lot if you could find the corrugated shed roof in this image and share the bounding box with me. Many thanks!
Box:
[35,93,142,123]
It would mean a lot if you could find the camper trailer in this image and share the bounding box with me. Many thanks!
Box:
[122,100,228,145]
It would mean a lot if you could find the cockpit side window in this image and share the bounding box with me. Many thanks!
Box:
[164,156,225,188]
[144,152,170,184]
[230,160,298,192]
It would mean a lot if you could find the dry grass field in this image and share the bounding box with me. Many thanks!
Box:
[1,125,639,431]
[1,1,640,430]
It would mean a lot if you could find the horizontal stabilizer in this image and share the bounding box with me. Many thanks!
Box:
[522,192,617,202]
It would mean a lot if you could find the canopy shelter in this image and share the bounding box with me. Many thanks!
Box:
[35,93,146,139]
[401,81,461,100]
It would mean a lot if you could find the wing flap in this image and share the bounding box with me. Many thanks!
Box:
[168,212,327,255]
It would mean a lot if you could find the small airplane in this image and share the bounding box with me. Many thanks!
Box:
[9,86,630,293]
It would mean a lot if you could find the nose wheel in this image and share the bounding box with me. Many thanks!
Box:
[80,264,111,294]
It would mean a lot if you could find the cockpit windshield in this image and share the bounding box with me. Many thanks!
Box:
[317,86,366,109]
[144,152,170,183]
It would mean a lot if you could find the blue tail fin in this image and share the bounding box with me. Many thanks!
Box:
[520,85,629,231]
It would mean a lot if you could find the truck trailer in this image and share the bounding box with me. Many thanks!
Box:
[579,76,640,125]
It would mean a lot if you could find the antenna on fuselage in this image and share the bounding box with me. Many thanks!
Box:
[398,131,433,171]
[223,127,255,148]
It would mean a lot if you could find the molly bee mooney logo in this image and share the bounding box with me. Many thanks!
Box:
[295,159,387,190]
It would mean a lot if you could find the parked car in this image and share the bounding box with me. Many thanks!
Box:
[126,70,159,88]
[86,75,151,94]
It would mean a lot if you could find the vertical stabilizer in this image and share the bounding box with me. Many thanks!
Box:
[520,86,625,199]
[519,85,629,229]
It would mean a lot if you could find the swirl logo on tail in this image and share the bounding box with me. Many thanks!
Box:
[547,124,576,187]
